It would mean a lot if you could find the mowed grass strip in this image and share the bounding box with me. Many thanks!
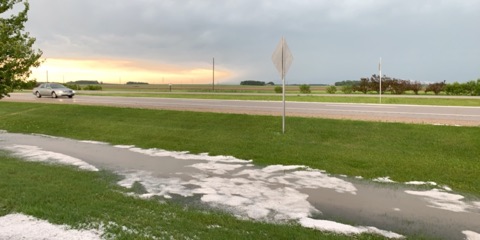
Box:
[0,102,479,196]
[1,153,386,240]
[79,91,480,107]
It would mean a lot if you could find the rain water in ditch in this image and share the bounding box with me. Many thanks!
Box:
[0,131,479,240]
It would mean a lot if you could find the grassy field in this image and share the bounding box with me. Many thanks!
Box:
[0,101,479,239]
[77,91,480,106]
[0,101,479,196]
[100,83,328,93]
[66,83,480,107]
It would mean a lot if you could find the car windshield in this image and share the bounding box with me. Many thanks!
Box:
[50,84,66,89]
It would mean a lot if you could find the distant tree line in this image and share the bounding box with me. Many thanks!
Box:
[335,80,360,86]
[240,80,275,86]
[68,80,100,85]
[64,83,102,91]
[16,80,37,90]
[126,81,149,85]
[241,80,265,86]
[5,79,38,91]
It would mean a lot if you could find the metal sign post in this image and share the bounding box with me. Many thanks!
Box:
[272,37,293,134]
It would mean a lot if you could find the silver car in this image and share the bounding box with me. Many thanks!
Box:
[33,83,75,98]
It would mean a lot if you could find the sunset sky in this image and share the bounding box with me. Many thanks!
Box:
[25,0,480,84]
[32,58,230,84]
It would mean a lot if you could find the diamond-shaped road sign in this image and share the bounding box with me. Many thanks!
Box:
[272,37,293,134]
[272,37,293,77]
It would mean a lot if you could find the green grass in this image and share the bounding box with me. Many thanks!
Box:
[1,153,386,239]
[77,91,480,107]
[1,101,476,239]
[0,101,479,196]
[99,83,327,93]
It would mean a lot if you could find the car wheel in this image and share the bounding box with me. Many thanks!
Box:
[68,95,73,98]
[35,92,41,98]
[52,92,58,98]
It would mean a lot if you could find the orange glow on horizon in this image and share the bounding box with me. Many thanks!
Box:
[30,58,233,84]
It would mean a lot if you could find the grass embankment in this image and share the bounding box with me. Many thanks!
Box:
[0,102,479,196]
[0,102,398,239]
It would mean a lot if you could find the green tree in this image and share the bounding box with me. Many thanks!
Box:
[340,85,353,94]
[299,84,311,93]
[326,86,336,94]
[1,0,42,99]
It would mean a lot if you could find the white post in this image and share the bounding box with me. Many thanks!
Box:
[379,58,382,104]
[282,37,286,134]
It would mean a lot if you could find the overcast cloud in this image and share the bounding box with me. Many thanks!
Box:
[25,0,480,84]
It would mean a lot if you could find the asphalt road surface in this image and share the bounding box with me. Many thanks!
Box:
[5,93,480,126]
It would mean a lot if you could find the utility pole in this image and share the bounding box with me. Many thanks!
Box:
[212,57,215,91]
[379,58,382,104]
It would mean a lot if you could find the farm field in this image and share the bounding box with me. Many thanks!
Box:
[99,83,328,93]
[64,84,480,107]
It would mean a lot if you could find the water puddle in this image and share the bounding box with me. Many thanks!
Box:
[1,131,479,239]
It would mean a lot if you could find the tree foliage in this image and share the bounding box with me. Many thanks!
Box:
[445,80,480,96]
[68,80,100,85]
[126,81,148,85]
[341,85,353,94]
[240,80,265,86]
[299,84,311,93]
[335,80,359,86]
[325,86,336,94]
[0,0,42,99]
[425,81,446,95]
[352,74,425,94]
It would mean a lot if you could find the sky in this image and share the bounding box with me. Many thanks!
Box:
[21,0,480,85]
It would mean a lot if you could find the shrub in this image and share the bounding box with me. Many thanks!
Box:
[341,85,353,94]
[326,86,337,94]
[425,81,445,95]
[16,80,37,90]
[64,84,81,90]
[476,79,480,96]
[408,81,422,95]
[390,80,408,94]
[299,84,311,94]
[274,86,283,93]
[445,80,479,96]
[83,85,102,91]
[354,78,369,94]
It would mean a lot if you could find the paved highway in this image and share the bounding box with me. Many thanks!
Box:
[5,93,480,126]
